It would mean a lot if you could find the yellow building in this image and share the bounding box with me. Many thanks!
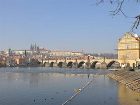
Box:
[118,32,140,67]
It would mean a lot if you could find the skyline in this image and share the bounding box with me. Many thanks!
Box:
[0,0,140,53]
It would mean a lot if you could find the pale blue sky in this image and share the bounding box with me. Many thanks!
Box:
[0,0,140,53]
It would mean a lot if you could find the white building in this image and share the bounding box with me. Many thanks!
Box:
[49,50,83,57]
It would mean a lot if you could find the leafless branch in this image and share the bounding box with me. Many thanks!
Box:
[97,0,140,31]
[96,0,104,5]
[131,15,140,31]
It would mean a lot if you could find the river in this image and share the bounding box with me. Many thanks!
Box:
[0,67,140,105]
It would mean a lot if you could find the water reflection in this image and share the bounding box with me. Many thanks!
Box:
[29,73,40,88]
[118,84,140,105]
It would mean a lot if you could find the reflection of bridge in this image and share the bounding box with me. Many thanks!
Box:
[40,58,119,69]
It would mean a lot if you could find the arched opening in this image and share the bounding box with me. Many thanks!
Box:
[91,61,98,69]
[107,61,115,68]
[50,62,54,67]
[78,61,85,68]
[67,62,73,68]
[58,62,63,68]
[107,61,120,69]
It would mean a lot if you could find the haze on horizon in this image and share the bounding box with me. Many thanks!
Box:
[0,0,140,53]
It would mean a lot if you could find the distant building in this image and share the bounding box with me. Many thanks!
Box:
[49,50,84,57]
[30,43,40,52]
[117,32,140,67]
[12,50,32,55]
[0,44,85,66]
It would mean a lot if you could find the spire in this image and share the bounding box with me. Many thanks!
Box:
[30,44,33,51]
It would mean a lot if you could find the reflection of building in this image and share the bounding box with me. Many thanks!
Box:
[118,32,140,67]
[118,84,140,105]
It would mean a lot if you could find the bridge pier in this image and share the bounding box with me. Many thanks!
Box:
[85,62,91,69]
[67,62,73,68]
[73,62,78,68]
[53,62,58,67]
[44,62,50,67]
[57,62,67,68]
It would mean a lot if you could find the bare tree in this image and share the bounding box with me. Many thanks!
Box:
[96,0,140,31]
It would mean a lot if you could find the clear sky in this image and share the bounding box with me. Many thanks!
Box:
[0,0,140,53]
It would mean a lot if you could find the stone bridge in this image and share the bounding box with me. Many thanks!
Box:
[40,58,119,69]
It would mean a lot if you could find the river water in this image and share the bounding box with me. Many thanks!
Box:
[0,67,140,105]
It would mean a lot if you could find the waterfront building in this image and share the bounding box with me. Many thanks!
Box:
[117,32,140,67]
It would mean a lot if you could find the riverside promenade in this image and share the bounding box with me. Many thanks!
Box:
[107,70,140,93]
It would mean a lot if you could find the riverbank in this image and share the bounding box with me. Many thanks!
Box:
[107,70,140,93]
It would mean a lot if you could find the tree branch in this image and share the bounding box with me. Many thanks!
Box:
[97,0,140,31]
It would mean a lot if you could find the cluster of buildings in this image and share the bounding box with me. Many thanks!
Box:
[0,44,84,67]
[0,32,140,69]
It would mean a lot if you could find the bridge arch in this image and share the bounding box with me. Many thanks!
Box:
[67,62,73,68]
[91,61,98,69]
[44,62,47,66]
[58,62,63,68]
[50,62,54,67]
[78,61,85,68]
[107,61,120,68]
[85,62,91,69]
[57,62,67,68]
